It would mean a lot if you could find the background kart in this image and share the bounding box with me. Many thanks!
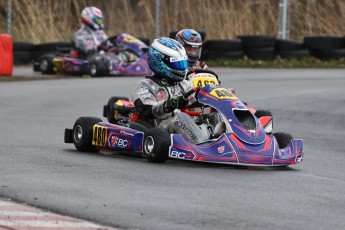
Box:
[33,33,152,77]
[65,70,303,166]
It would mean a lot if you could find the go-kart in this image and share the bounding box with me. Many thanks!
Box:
[33,33,152,77]
[64,70,303,166]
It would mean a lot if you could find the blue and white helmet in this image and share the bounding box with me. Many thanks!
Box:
[176,29,203,65]
[148,37,189,82]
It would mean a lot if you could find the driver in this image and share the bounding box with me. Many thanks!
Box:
[175,29,208,70]
[131,37,210,143]
[73,6,110,58]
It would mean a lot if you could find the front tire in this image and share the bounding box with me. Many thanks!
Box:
[143,128,170,163]
[273,132,293,149]
[73,117,102,152]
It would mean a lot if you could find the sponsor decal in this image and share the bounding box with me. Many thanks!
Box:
[120,129,135,136]
[218,146,225,154]
[156,90,166,101]
[176,119,197,141]
[110,135,119,147]
[92,125,107,147]
[108,134,131,148]
[170,151,194,159]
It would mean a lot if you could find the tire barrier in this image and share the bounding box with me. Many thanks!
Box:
[13,42,34,64]
[12,34,345,65]
[304,36,345,60]
[33,42,72,62]
[237,35,276,61]
[0,34,13,76]
[202,39,243,61]
[275,39,310,60]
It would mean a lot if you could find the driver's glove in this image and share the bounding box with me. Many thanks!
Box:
[163,96,188,113]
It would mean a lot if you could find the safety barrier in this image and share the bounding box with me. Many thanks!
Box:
[11,35,345,65]
[0,34,13,76]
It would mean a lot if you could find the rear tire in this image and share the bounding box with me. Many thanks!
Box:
[89,60,108,77]
[106,96,130,124]
[73,117,102,152]
[273,132,293,149]
[143,128,170,163]
[39,54,56,74]
[255,110,272,118]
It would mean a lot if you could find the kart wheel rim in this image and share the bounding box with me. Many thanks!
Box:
[90,64,97,75]
[40,59,48,71]
[73,125,83,143]
[144,136,154,154]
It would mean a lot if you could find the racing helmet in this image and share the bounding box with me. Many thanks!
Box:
[81,6,104,30]
[175,29,202,65]
[148,37,189,82]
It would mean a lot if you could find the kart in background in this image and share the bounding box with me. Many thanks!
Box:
[64,69,303,166]
[33,33,152,77]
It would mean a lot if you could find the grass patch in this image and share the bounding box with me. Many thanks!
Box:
[207,57,345,68]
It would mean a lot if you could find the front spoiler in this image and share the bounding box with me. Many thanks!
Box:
[169,133,303,166]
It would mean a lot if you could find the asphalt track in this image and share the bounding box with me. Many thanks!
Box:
[1,67,345,230]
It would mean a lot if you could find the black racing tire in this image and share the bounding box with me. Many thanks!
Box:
[275,39,305,51]
[314,49,345,60]
[129,121,151,134]
[304,36,345,50]
[34,42,72,52]
[38,54,56,74]
[206,50,244,60]
[244,47,276,61]
[273,132,293,149]
[89,60,108,77]
[255,110,272,118]
[237,35,276,49]
[204,39,242,51]
[143,128,170,163]
[13,42,34,52]
[14,51,33,64]
[72,117,102,152]
[278,49,311,60]
[106,96,130,124]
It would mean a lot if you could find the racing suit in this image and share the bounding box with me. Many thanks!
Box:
[131,75,209,143]
[73,25,108,57]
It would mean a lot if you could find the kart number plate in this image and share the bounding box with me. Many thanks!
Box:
[92,125,107,147]
[191,75,219,87]
[210,88,237,100]
[53,59,65,72]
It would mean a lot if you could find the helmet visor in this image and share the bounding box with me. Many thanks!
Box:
[93,17,103,26]
[185,46,202,58]
[163,56,189,70]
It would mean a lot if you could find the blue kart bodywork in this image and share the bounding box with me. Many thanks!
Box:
[65,84,303,167]
[169,85,304,166]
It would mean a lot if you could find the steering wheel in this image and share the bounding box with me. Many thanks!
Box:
[181,87,203,116]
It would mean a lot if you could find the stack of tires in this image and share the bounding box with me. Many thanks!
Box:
[237,35,276,61]
[202,39,243,61]
[33,42,73,62]
[304,36,345,60]
[13,42,34,64]
[275,39,310,60]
